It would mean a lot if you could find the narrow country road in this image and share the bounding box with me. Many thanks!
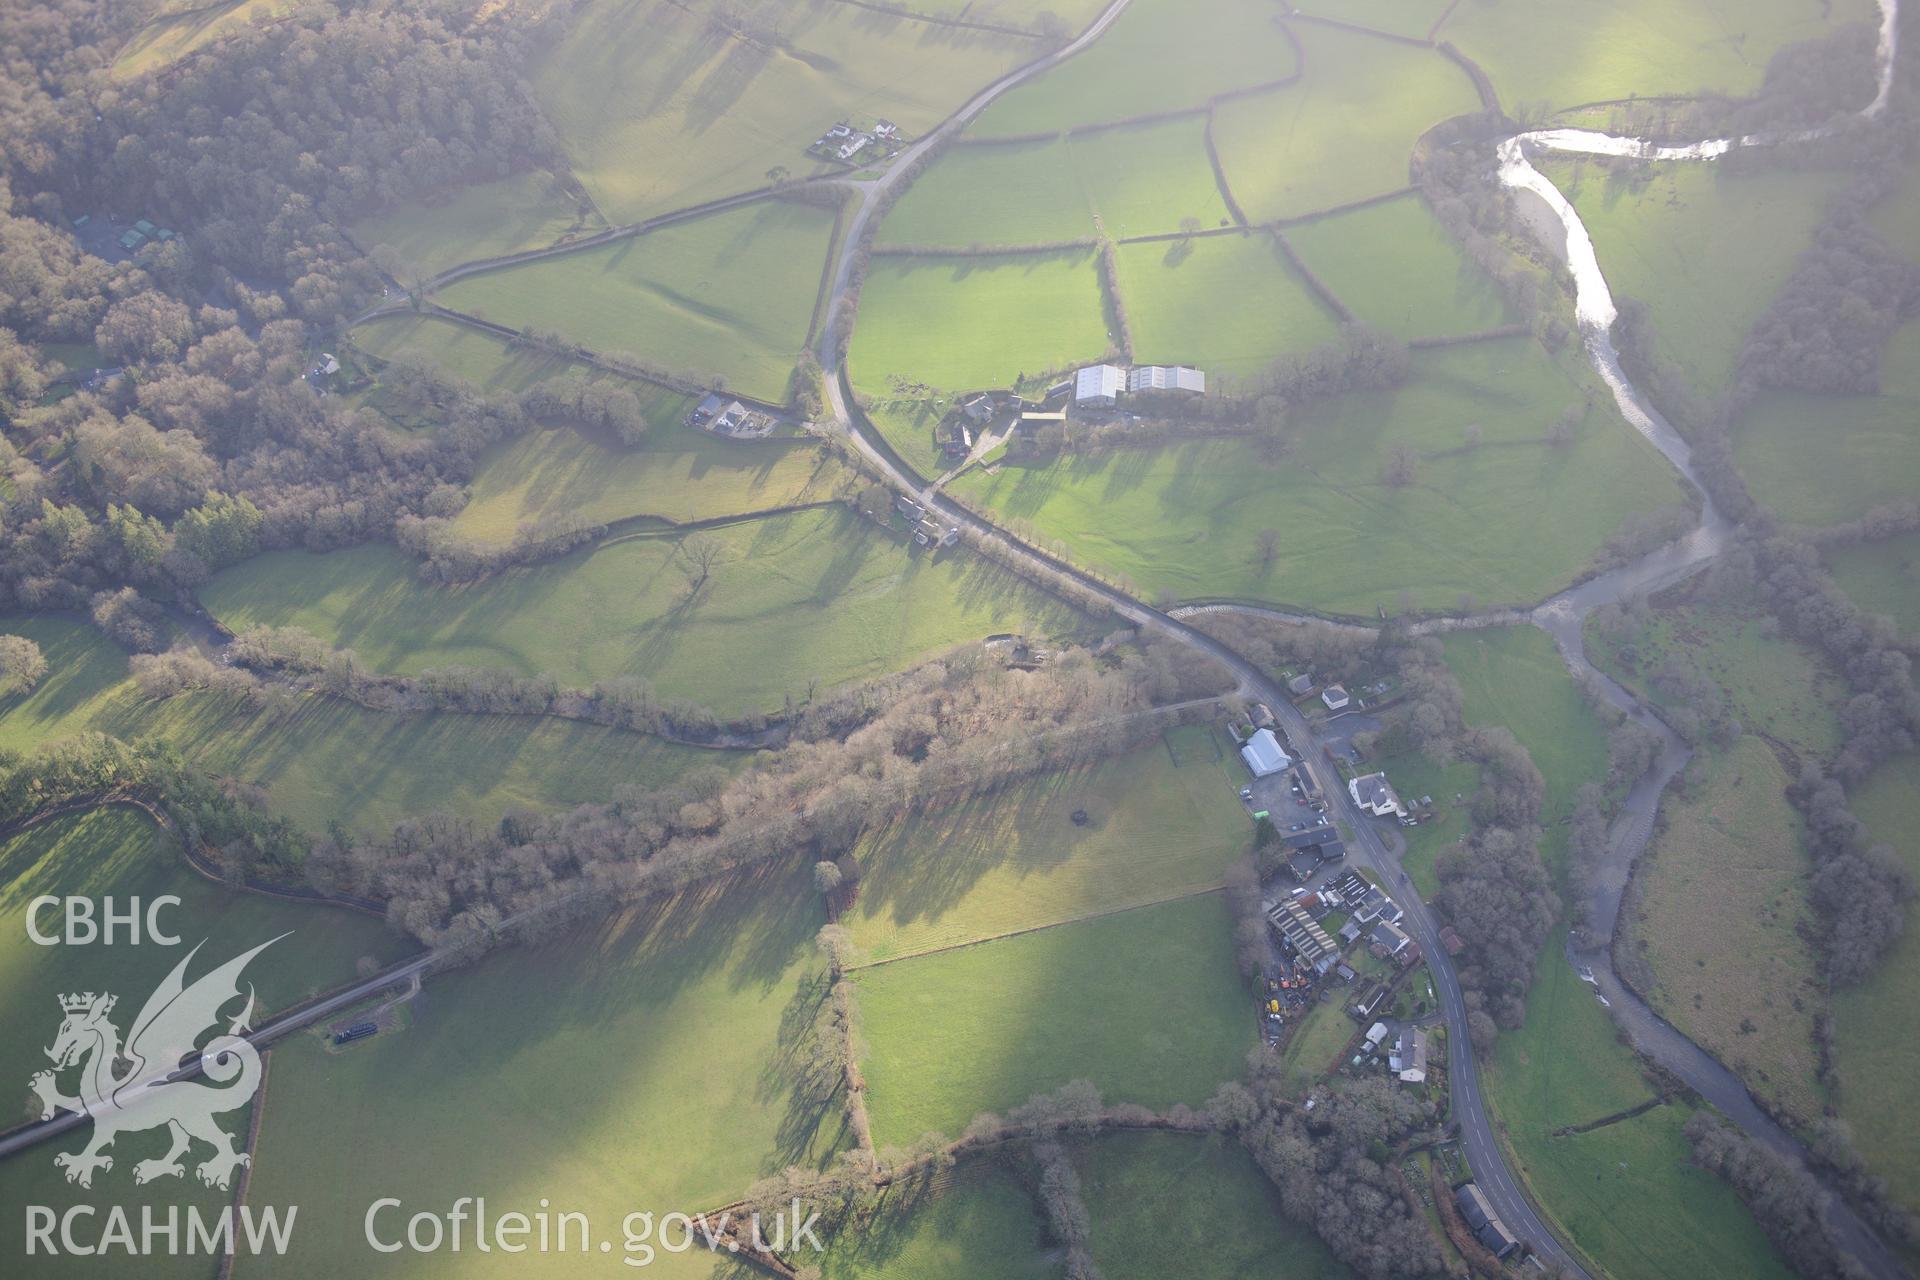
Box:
[810,1,1909,1275]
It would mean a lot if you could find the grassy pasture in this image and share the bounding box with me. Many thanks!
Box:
[1735,322,1920,529]
[1482,929,1795,1280]
[1623,737,1825,1123]
[971,0,1299,135]
[861,396,953,477]
[848,249,1111,395]
[1831,754,1920,1212]
[0,615,720,837]
[1442,625,1610,881]
[1284,194,1517,340]
[877,117,1232,247]
[1076,1131,1350,1279]
[952,337,1683,613]
[1545,159,1842,400]
[816,1164,1055,1280]
[854,893,1253,1145]
[436,200,837,403]
[533,0,1031,223]
[1826,532,1920,639]
[242,866,840,1279]
[0,808,396,1277]
[847,731,1248,963]
[201,509,1090,718]
[1210,23,1480,223]
[0,808,408,1124]
[1441,0,1877,112]
[1583,597,1845,763]
[349,313,684,407]
[1379,749,1480,897]
[1293,0,1455,39]
[1276,995,1359,1095]
[111,0,287,79]
[351,171,603,279]
[450,426,853,541]
[1113,232,1341,377]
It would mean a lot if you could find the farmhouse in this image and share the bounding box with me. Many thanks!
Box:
[958,392,996,424]
[896,495,926,523]
[1349,772,1407,818]
[914,517,961,549]
[1240,727,1292,778]
[1073,364,1125,407]
[1267,897,1338,975]
[1455,1185,1520,1259]
[1321,684,1351,710]
[1127,364,1206,395]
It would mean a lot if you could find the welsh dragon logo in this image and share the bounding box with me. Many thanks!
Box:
[30,936,283,1190]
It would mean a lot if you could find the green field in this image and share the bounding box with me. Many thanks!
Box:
[436,200,836,402]
[0,809,400,1276]
[1379,749,1480,897]
[110,0,287,79]
[877,118,1232,247]
[1113,232,1341,377]
[349,313,682,406]
[848,249,1111,395]
[817,1164,1055,1280]
[1211,23,1480,223]
[351,171,603,279]
[1483,929,1795,1280]
[1276,995,1360,1095]
[1441,0,1876,112]
[854,893,1253,1144]
[971,0,1299,135]
[0,615,720,837]
[0,807,408,1121]
[848,730,1248,963]
[1623,738,1825,1123]
[1293,0,1455,39]
[201,509,1090,718]
[1284,194,1518,340]
[241,866,838,1278]
[1735,322,1920,529]
[451,426,853,542]
[1443,625,1610,879]
[1826,532,1920,639]
[1583,597,1846,763]
[533,0,1031,223]
[1831,755,1920,1212]
[952,337,1684,613]
[1545,160,1843,399]
[1077,1131,1351,1279]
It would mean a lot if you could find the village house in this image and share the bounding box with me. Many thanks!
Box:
[1349,772,1407,818]
[1321,684,1351,711]
[1390,1026,1429,1084]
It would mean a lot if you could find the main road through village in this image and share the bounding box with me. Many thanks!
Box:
[7,2,1906,1277]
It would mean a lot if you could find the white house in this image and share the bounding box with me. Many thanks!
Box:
[1240,727,1292,778]
[1349,772,1407,818]
[1321,684,1350,711]
[1073,364,1125,407]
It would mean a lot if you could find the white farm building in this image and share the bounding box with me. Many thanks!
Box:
[1073,364,1125,406]
[1127,365,1205,394]
[1241,727,1292,778]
